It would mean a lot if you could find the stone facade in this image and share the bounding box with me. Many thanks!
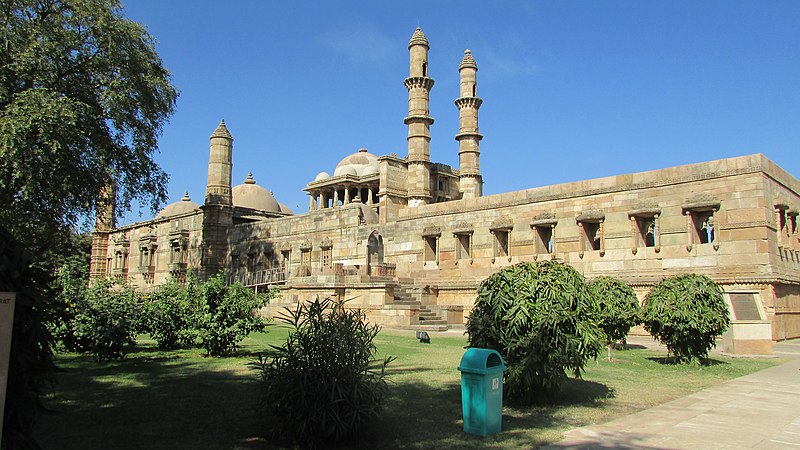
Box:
[90,28,800,355]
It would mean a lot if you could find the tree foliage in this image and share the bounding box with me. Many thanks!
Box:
[466,261,604,404]
[144,281,199,350]
[0,0,178,250]
[195,274,270,357]
[250,297,394,447]
[641,274,730,364]
[587,276,641,360]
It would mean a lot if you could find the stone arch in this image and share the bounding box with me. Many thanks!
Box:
[366,230,384,272]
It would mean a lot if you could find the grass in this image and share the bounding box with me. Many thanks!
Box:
[35,328,780,449]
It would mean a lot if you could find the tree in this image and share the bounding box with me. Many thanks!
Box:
[466,261,604,404]
[641,274,730,364]
[587,276,641,360]
[0,0,178,252]
[0,1,177,446]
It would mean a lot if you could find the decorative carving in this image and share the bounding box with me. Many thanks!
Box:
[452,221,474,235]
[421,226,441,238]
[490,217,513,231]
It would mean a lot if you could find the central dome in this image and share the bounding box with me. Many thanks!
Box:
[333,148,379,177]
[232,172,280,212]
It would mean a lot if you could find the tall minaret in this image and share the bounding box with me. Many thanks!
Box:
[404,27,435,207]
[205,119,234,206]
[455,49,483,199]
[200,119,234,280]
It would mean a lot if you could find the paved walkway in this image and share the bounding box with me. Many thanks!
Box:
[542,338,800,449]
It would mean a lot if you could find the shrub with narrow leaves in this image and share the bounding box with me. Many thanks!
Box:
[641,274,730,364]
[588,276,641,360]
[196,274,270,356]
[467,261,604,404]
[250,297,394,447]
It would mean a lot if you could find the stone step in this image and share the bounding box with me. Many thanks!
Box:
[408,324,449,332]
[418,318,448,325]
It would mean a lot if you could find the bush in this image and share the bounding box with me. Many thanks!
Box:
[145,280,199,349]
[466,261,604,404]
[50,256,89,352]
[588,276,641,360]
[250,297,394,447]
[71,280,144,361]
[641,274,730,364]
[195,273,270,356]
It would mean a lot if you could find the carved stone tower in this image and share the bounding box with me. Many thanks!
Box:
[404,27,435,207]
[455,49,483,199]
[200,119,234,280]
[89,177,115,285]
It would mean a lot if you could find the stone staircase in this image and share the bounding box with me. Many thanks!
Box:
[393,282,448,331]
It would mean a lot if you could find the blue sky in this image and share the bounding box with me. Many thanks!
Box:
[120,1,800,224]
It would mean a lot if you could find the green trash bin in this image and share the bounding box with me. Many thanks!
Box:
[458,348,506,436]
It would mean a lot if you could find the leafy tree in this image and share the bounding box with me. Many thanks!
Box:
[0,1,176,444]
[196,273,270,357]
[250,297,394,447]
[466,261,604,404]
[641,274,730,364]
[588,276,641,360]
[70,280,144,361]
[0,0,178,251]
[144,280,199,350]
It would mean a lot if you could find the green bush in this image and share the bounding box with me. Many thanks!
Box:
[466,261,604,404]
[250,297,394,447]
[145,280,199,349]
[641,274,730,364]
[196,274,269,356]
[71,280,144,361]
[588,276,641,360]
[50,256,89,352]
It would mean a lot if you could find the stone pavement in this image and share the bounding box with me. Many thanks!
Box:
[541,338,800,449]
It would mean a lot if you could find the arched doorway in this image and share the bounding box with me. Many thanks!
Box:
[366,230,384,275]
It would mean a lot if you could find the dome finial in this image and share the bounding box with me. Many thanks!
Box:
[409,27,429,49]
[211,119,233,139]
[181,191,191,201]
[244,172,256,184]
[459,49,477,70]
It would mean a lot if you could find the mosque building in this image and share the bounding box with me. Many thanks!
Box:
[90,28,800,355]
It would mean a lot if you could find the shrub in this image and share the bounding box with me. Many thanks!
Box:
[588,276,641,360]
[466,261,604,404]
[195,273,270,356]
[70,280,144,362]
[641,274,730,364]
[250,297,394,447]
[50,255,89,352]
[145,280,199,349]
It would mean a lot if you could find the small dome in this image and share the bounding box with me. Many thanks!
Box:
[314,171,331,181]
[333,148,379,177]
[278,203,293,214]
[232,172,280,212]
[156,192,199,219]
[409,27,429,49]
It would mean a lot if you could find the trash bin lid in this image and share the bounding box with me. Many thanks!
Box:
[458,347,506,374]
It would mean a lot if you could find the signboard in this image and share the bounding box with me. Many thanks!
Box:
[0,292,16,438]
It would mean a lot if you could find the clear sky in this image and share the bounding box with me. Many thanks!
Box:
[119,1,800,224]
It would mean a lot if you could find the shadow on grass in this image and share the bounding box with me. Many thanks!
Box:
[352,368,615,450]
[36,353,274,450]
[646,356,729,366]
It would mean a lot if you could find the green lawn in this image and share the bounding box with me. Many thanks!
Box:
[35,328,780,449]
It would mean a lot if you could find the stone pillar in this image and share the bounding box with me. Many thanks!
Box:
[344,186,350,205]
[367,187,373,205]
[89,177,115,285]
[333,189,339,208]
[455,49,483,199]
[201,120,234,281]
[404,28,434,206]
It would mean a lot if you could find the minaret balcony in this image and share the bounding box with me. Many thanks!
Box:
[404,76,435,91]
[455,97,483,109]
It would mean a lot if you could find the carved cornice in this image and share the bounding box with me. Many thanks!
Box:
[490,217,514,231]
[683,193,720,211]
[576,209,605,223]
[455,131,484,142]
[452,221,474,235]
[404,77,434,91]
[421,226,441,238]
[454,97,483,110]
